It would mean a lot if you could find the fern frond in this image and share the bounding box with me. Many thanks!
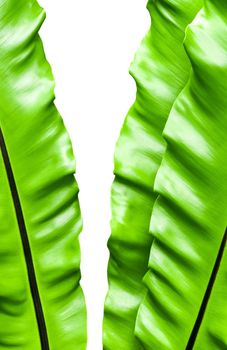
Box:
[135,1,227,348]
[0,1,86,349]
[103,1,202,348]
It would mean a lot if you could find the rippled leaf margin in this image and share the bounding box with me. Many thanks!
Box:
[0,1,86,349]
[103,0,202,348]
[135,1,227,348]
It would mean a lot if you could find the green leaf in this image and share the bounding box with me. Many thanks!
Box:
[135,1,227,349]
[103,0,202,348]
[194,238,227,349]
[0,1,86,349]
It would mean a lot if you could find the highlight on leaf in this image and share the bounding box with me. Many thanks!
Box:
[0,1,86,349]
[103,0,202,348]
[135,1,227,348]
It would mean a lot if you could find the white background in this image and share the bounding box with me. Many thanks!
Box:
[39,1,149,349]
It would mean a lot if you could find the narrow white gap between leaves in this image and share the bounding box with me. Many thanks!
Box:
[39,1,149,349]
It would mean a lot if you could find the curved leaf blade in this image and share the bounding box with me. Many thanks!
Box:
[135,1,227,348]
[103,0,202,348]
[0,1,86,349]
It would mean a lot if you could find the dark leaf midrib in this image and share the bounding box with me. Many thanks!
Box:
[186,228,227,349]
[0,128,49,350]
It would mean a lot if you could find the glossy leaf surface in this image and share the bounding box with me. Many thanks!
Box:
[103,0,202,348]
[135,1,227,348]
[191,2,227,348]
[0,1,86,349]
